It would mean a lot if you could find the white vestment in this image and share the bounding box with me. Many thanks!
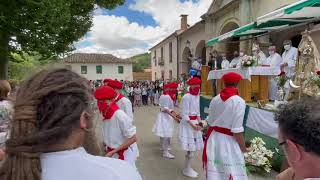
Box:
[282,47,298,78]
[41,147,142,180]
[152,94,175,137]
[221,60,230,69]
[178,93,203,152]
[102,110,138,166]
[206,95,247,180]
[229,57,241,68]
[265,53,283,100]
[256,51,267,65]
[282,47,298,99]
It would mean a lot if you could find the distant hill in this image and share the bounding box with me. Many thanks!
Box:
[130,53,150,72]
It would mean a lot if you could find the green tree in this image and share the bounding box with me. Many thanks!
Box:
[0,0,124,79]
[131,53,151,72]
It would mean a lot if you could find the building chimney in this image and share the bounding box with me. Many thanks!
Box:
[180,14,188,30]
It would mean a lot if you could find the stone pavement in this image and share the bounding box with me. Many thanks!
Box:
[131,106,277,180]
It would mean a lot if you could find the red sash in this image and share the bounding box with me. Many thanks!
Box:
[115,93,124,103]
[189,115,198,120]
[202,126,233,169]
[107,146,128,160]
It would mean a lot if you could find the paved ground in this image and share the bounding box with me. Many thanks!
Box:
[131,106,277,180]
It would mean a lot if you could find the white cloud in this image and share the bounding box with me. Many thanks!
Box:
[75,0,212,58]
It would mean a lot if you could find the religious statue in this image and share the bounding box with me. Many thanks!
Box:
[289,30,320,99]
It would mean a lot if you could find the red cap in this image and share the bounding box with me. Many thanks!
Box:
[103,78,113,83]
[221,72,243,83]
[170,82,179,89]
[108,80,123,89]
[163,83,171,89]
[187,77,202,85]
[94,86,117,100]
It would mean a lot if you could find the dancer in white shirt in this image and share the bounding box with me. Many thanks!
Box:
[204,72,248,180]
[0,68,141,180]
[94,86,138,168]
[153,83,180,159]
[108,79,133,120]
[178,77,204,178]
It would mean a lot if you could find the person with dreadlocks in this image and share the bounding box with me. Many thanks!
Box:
[0,68,141,180]
[152,83,180,159]
[94,86,138,169]
[203,72,248,180]
[178,77,204,178]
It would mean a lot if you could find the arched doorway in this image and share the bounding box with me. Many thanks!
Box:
[220,22,240,60]
[181,47,192,75]
[195,40,207,65]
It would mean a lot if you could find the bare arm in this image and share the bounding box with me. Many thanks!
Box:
[114,135,136,153]
[234,133,247,153]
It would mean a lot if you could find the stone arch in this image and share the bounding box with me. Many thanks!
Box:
[181,47,192,75]
[195,40,207,65]
[219,21,240,60]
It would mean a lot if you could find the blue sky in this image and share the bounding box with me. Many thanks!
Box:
[75,0,211,58]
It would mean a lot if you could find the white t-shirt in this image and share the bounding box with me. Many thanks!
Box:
[41,147,142,180]
[103,110,136,149]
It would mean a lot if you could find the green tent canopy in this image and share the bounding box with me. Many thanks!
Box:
[207,0,320,46]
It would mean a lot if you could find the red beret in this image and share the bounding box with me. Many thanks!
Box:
[163,83,171,89]
[108,80,123,89]
[94,86,117,100]
[187,77,202,85]
[103,78,113,83]
[170,82,179,89]
[221,72,243,83]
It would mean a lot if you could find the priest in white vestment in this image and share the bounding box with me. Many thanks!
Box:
[281,40,298,100]
[221,53,230,69]
[204,72,248,180]
[265,46,283,101]
[229,51,241,68]
[252,45,267,66]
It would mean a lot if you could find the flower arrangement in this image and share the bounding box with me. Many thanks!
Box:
[244,137,274,174]
[311,70,320,89]
[241,55,257,67]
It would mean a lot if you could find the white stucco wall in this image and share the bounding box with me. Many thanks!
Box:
[151,35,178,81]
[65,63,133,81]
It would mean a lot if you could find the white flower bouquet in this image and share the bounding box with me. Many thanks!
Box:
[244,137,274,174]
[241,55,257,67]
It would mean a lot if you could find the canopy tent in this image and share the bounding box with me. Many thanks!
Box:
[207,0,320,46]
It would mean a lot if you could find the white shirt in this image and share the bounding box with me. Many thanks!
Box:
[103,110,136,149]
[180,93,200,122]
[208,95,246,133]
[142,88,148,95]
[159,94,174,112]
[282,47,298,77]
[221,59,230,69]
[230,57,241,68]
[116,96,133,120]
[264,53,283,67]
[41,147,142,180]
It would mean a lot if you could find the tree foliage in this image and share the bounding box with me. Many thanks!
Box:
[131,53,151,72]
[0,0,124,79]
